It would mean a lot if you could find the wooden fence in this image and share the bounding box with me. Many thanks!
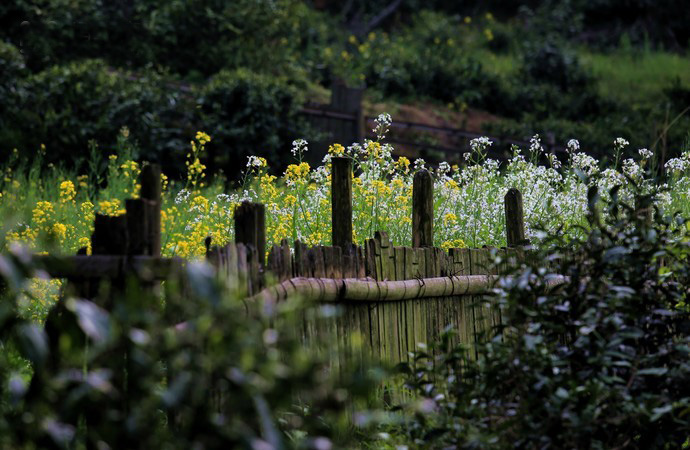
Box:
[31,159,547,364]
[300,83,567,164]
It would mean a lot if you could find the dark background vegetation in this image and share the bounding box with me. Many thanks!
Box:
[1,0,690,178]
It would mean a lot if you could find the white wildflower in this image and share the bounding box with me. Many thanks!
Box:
[622,158,642,179]
[665,157,688,174]
[438,161,451,174]
[638,148,653,160]
[470,137,493,153]
[529,134,543,155]
[246,156,264,168]
[547,153,561,169]
[613,137,629,150]
[175,189,190,205]
[291,139,308,157]
[567,139,580,153]
[373,113,392,140]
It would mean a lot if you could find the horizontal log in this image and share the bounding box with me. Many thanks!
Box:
[252,274,568,303]
[32,255,184,281]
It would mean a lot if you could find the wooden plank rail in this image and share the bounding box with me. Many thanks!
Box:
[252,275,567,303]
[33,255,183,280]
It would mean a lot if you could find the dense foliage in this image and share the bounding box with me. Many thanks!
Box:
[392,187,690,448]
[198,69,311,178]
[2,1,689,175]
[0,249,384,448]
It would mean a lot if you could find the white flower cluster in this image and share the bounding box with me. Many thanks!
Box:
[567,139,580,153]
[529,134,543,155]
[291,139,308,157]
[470,137,493,153]
[622,158,642,179]
[665,154,690,174]
[246,156,263,168]
[373,113,392,140]
[547,153,561,169]
[638,148,653,160]
[175,189,190,205]
[614,137,629,150]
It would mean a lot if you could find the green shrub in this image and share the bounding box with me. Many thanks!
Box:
[3,59,191,173]
[0,41,28,147]
[327,11,503,109]
[394,186,690,448]
[197,69,310,180]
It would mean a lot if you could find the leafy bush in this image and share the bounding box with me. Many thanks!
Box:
[0,41,28,147]
[394,187,690,448]
[328,11,503,108]
[197,69,310,180]
[0,0,337,78]
[1,59,192,174]
[0,251,383,448]
[520,43,591,93]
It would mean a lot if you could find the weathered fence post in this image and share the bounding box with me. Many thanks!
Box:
[234,201,266,267]
[505,188,526,247]
[140,164,162,256]
[331,157,353,248]
[92,214,129,256]
[412,169,434,247]
[125,199,150,256]
[234,201,266,295]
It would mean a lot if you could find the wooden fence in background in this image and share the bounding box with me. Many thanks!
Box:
[300,83,567,164]
[32,159,539,363]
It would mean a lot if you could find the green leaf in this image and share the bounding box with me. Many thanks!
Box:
[637,367,668,376]
[650,404,673,422]
[16,323,48,368]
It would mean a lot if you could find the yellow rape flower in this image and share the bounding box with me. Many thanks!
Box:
[395,156,410,173]
[365,141,382,158]
[441,238,466,251]
[443,212,458,225]
[78,236,92,255]
[328,143,345,156]
[285,195,297,206]
[284,162,310,183]
[195,131,211,145]
[59,180,76,203]
[51,223,67,241]
[32,201,54,226]
[99,199,124,216]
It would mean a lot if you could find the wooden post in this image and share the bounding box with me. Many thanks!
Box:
[140,164,161,256]
[505,188,526,247]
[125,199,150,256]
[331,157,353,248]
[234,201,266,268]
[92,214,129,255]
[412,169,434,247]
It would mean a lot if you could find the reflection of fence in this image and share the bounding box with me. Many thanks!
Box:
[300,84,567,162]
[31,160,552,364]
